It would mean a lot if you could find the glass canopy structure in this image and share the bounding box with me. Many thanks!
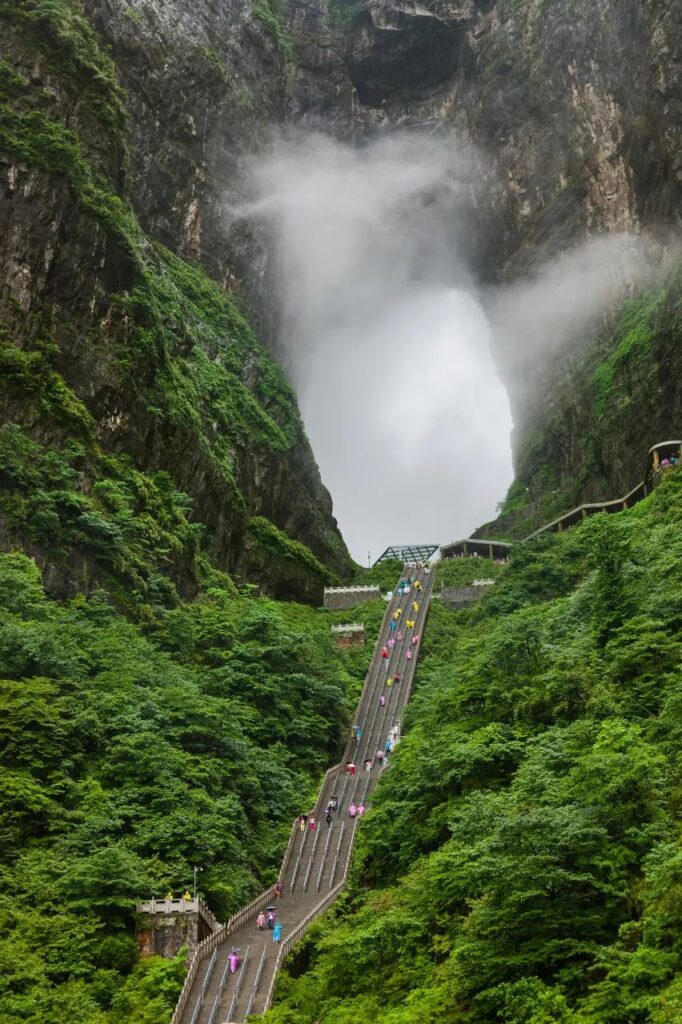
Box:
[373,544,439,567]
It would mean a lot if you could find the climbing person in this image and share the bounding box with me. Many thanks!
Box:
[406,649,413,661]
[309,813,316,831]
[364,758,373,772]
[394,673,402,684]
[382,646,389,659]
[379,693,386,707]
[256,911,266,930]
[229,948,240,973]
[386,675,393,688]
[357,802,365,817]
[388,636,395,649]
[396,630,404,642]
[412,634,420,646]
[183,891,192,902]
[267,910,275,929]
[354,724,362,742]
[165,891,173,900]
[275,880,283,898]
[406,619,415,629]
[389,619,397,632]
[348,801,357,818]
[326,809,333,827]
[273,922,282,943]
[330,795,339,811]
[385,737,392,754]
[345,762,356,776]
[298,814,307,832]
[376,749,384,766]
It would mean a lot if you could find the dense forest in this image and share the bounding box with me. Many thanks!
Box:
[0,546,388,1023]
[264,472,682,1023]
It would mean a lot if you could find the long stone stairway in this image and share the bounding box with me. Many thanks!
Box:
[173,567,434,1024]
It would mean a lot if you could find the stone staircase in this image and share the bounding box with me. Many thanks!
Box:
[173,567,434,1024]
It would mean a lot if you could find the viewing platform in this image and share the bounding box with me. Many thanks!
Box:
[330,622,366,647]
[136,897,221,960]
[440,537,511,560]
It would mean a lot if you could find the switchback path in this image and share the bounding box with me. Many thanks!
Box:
[173,567,434,1024]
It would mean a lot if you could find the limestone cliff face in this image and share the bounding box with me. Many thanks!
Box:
[0,0,351,604]
[286,0,682,268]
[2,0,681,581]
[83,0,285,327]
[284,0,682,522]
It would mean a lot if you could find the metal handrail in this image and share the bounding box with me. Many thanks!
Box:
[316,822,334,891]
[234,944,250,1002]
[206,994,220,1024]
[262,880,346,1011]
[200,948,217,1002]
[172,570,428,1024]
[188,998,201,1024]
[302,821,321,892]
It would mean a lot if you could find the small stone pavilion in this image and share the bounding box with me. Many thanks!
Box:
[136,896,220,960]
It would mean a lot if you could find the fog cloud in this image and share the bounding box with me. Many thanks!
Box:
[244,133,670,562]
[488,236,661,408]
[249,133,513,562]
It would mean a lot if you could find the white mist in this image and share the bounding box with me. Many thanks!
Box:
[249,133,513,562]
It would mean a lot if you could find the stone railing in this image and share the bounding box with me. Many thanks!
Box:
[330,623,365,632]
[324,586,380,594]
[323,586,381,610]
[170,820,301,1024]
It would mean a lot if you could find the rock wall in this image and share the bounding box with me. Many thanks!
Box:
[283,0,682,523]
[0,0,352,605]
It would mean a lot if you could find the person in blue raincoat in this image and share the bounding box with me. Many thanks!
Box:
[273,922,283,943]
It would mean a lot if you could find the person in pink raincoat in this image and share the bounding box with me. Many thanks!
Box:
[379,694,386,707]
[256,911,266,930]
[388,637,395,649]
[406,649,413,661]
[412,634,420,646]
[348,802,357,818]
[229,948,240,973]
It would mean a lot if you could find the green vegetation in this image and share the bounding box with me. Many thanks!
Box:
[0,0,127,165]
[0,550,382,1023]
[355,558,404,593]
[591,290,665,420]
[0,0,350,596]
[435,555,505,590]
[265,471,682,1024]
[327,0,367,31]
[253,0,293,60]
[247,517,341,588]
